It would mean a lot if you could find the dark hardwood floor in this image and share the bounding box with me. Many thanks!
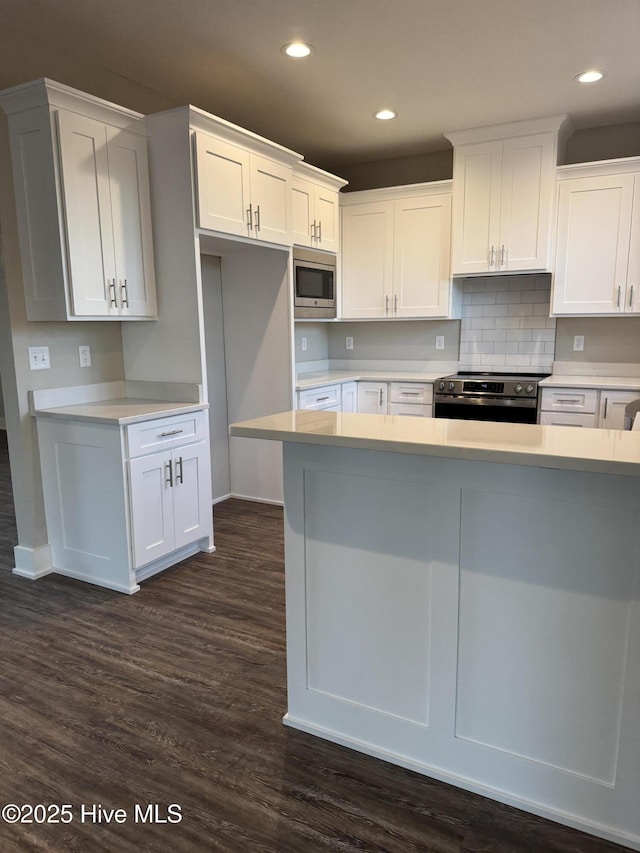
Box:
[0,430,631,852]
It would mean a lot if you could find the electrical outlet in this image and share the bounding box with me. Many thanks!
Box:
[573,335,585,352]
[79,345,92,367]
[28,346,50,370]
[301,336,307,352]
[435,335,445,350]
[345,336,354,350]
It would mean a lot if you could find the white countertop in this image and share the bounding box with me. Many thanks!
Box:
[296,370,447,391]
[33,398,207,425]
[540,374,640,391]
[230,410,640,476]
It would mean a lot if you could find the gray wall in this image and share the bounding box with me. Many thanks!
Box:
[328,320,460,362]
[0,381,4,427]
[294,323,329,363]
[555,317,640,364]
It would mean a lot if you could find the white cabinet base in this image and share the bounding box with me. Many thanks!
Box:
[35,412,213,594]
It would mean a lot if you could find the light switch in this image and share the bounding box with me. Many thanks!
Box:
[301,336,307,352]
[345,336,354,350]
[28,346,50,370]
[435,335,445,350]
[573,335,585,352]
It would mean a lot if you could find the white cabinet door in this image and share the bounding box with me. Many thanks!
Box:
[291,176,314,247]
[173,443,211,550]
[539,412,597,428]
[107,127,157,318]
[250,154,292,245]
[195,133,252,237]
[499,133,554,272]
[599,391,640,430]
[57,111,156,319]
[393,194,452,317]
[357,382,387,414]
[553,174,636,315]
[341,201,394,318]
[314,184,339,252]
[57,111,115,316]
[451,140,502,275]
[129,452,174,568]
[341,382,358,413]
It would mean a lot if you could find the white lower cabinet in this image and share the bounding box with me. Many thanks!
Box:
[36,408,213,594]
[341,382,358,413]
[129,440,210,569]
[539,411,597,428]
[598,390,640,430]
[540,386,640,429]
[357,382,388,414]
[297,384,341,411]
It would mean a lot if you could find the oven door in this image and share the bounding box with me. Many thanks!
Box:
[434,396,538,424]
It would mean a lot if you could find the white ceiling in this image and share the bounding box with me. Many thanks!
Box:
[0,0,638,170]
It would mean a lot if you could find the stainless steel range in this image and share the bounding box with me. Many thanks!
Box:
[434,372,549,424]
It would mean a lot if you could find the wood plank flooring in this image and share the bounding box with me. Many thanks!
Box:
[0,431,631,852]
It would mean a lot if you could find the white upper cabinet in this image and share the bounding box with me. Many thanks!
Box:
[194,127,300,247]
[552,160,640,315]
[446,116,571,276]
[0,79,157,321]
[341,183,457,319]
[292,163,347,253]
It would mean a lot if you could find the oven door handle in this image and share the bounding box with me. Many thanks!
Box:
[434,395,537,408]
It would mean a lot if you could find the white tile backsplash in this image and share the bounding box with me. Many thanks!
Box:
[459,275,555,372]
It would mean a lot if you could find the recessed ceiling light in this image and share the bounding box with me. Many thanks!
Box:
[281,42,313,58]
[375,109,396,120]
[575,69,605,84]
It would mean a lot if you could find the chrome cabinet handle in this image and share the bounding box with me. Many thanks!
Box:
[159,429,184,437]
[317,220,322,243]
[120,279,129,308]
[629,285,635,309]
[311,220,316,241]
[379,388,383,406]
[556,399,580,404]
[176,456,183,484]
[501,244,506,266]
[394,294,398,314]
[604,398,609,419]
[617,286,621,309]
[108,280,117,307]
[165,459,173,487]
[317,395,330,402]
[401,391,421,397]
[255,205,261,232]
[385,295,389,315]
[247,204,253,230]
[489,245,496,267]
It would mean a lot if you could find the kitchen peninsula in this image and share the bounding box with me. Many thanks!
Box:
[230,411,640,850]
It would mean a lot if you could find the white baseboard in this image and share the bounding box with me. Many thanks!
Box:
[212,493,232,505]
[13,544,54,579]
[230,492,284,507]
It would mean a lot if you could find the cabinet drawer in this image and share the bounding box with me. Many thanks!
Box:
[388,403,432,417]
[539,412,596,428]
[126,410,207,458]
[540,388,597,413]
[298,384,341,410]
[389,382,433,405]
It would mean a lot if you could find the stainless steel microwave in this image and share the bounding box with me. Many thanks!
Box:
[293,248,336,319]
